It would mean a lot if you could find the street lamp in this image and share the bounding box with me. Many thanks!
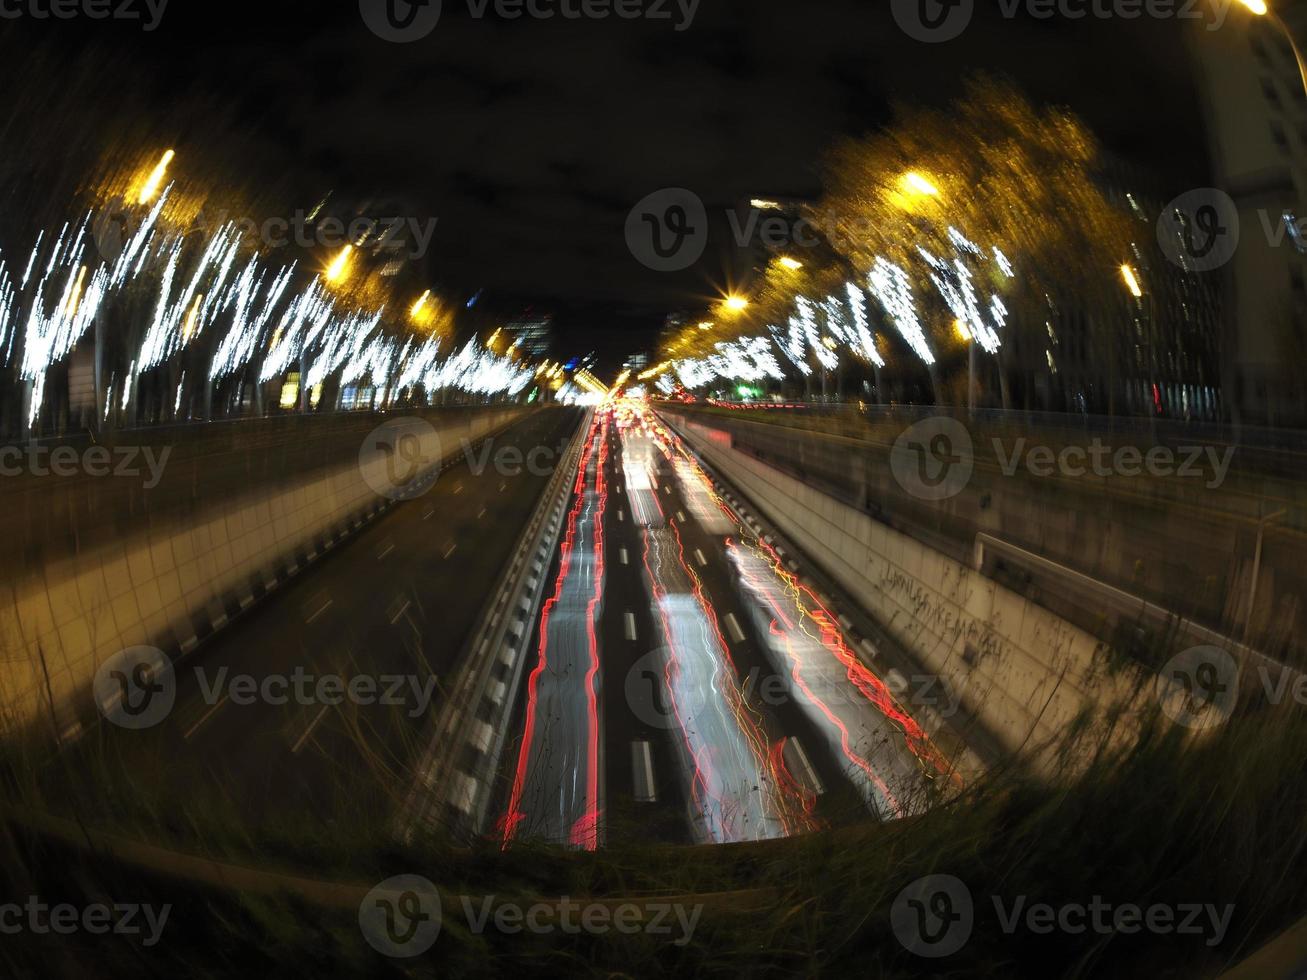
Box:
[138,149,175,205]
[324,244,353,285]
[1235,0,1307,96]
[901,171,940,197]
[1120,264,1144,299]
[724,295,749,313]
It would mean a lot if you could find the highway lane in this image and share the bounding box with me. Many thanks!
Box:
[46,407,583,830]
[499,413,608,848]
[496,401,964,848]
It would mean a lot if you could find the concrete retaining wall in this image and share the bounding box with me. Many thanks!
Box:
[663,412,1141,767]
[0,408,527,737]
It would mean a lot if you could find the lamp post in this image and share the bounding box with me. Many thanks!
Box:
[1236,1,1307,98]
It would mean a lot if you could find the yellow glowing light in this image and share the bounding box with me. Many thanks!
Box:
[410,289,431,318]
[1120,264,1143,298]
[138,149,175,205]
[724,295,749,313]
[954,318,972,342]
[325,245,353,284]
[182,293,204,340]
[698,320,714,330]
[1237,0,1268,14]
[778,256,803,271]
[279,374,300,410]
[901,172,940,197]
[62,265,87,317]
[750,199,782,210]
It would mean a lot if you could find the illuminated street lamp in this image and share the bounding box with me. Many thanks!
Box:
[324,244,353,284]
[138,149,175,204]
[1120,264,1144,299]
[1235,1,1307,95]
[723,295,749,313]
[901,171,940,198]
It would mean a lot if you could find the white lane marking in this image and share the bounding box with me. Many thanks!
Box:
[390,599,412,625]
[677,510,686,523]
[785,736,826,797]
[632,739,657,803]
[423,507,435,520]
[291,705,330,754]
[619,547,629,565]
[443,543,458,559]
[305,598,333,625]
[376,543,395,561]
[454,483,464,495]
[694,548,707,567]
[624,612,637,641]
[499,482,507,492]
[184,695,229,742]
[663,485,671,495]
[724,612,746,644]
[617,509,625,522]
[478,508,487,519]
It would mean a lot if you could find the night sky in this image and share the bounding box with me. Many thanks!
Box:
[3,0,1212,370]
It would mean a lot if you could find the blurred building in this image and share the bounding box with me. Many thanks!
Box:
[502,314,554,360]
[1185,0,1307,425]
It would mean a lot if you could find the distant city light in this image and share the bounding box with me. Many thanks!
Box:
[778,256,803,271]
